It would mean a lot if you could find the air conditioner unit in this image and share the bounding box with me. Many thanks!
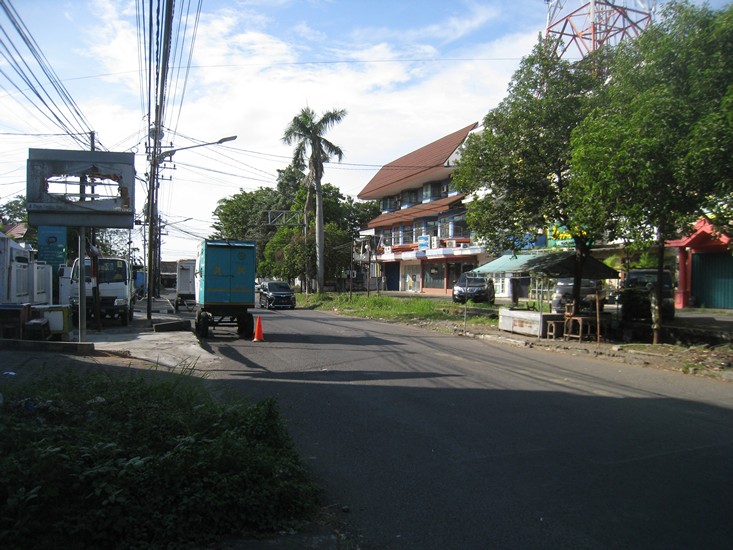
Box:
[430,237,440,249]
[383,246,392,254]
[445,239,457,248]
[460,243,470,249]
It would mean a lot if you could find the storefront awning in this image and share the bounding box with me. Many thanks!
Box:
[474,251,618,279]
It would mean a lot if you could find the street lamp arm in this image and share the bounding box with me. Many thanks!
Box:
[158,135,237,161]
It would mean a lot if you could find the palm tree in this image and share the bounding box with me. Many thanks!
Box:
[282,107,347,293]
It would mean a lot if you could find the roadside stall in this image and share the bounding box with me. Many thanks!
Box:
[475,252,619,339]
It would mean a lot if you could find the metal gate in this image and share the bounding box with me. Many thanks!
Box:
[691,252,733,309]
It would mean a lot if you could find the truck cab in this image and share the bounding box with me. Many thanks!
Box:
[65,257,136,325]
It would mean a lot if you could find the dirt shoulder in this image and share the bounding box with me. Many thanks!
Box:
[409,318,733,383]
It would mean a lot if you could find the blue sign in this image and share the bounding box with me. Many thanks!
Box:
[37,226,67,267]
[417,235,430,250]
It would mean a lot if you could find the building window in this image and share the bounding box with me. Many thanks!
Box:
[452,214,469,238]
[414,222,425,238]
[439,217,451,238]
[423,262,445,289]
[425,219,438,237]
[381,196,398,212]
[401,189,418,207]
[402,223,413,244]
[381,228,392,246]
[422,182,441,201]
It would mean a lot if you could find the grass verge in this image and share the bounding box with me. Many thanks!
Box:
[0,368,321,549]
[300,292,498,329]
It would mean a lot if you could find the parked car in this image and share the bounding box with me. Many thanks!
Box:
[259,281,296,310]
[551,278,605,313]
[452,273,495,304]
[620,269,675,321]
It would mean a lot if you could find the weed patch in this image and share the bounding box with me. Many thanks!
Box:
[0,370,321,549]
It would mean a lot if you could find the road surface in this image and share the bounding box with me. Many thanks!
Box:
[198,307,733,549]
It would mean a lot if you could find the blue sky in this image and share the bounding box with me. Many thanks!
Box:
[0,0,727,259]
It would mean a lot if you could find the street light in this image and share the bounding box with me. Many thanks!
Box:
[157,135,238,162]
[147,135,238,320]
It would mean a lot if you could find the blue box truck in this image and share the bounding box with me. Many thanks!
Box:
[194,240,256,338]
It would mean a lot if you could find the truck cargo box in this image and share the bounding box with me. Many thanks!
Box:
[196,241,256,306]
[194,240,256,338]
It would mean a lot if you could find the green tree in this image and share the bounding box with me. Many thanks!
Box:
[322,222,353,281]
[453,37,610,313]
[211,183,294,265]
[0,195,27,225]
[571,0,733,342]
[343,197,380,238]
[282,107,347,293]
[260,226,310,284]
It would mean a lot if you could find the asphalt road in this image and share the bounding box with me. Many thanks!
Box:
[197,307,733,549]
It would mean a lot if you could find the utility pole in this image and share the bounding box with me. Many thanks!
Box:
[147,0,174,320]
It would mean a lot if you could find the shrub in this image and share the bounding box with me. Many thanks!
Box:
[0,370,321,549]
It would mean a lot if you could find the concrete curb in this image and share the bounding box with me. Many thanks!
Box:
[0,338,95,354]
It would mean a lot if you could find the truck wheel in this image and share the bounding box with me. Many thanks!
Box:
[237,313,254,339]
[236,313,253,339]
[198,314,209,338]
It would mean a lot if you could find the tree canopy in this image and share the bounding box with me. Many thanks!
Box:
[0,195,27,225]
[570,0,733,340]
[453,36,611,312]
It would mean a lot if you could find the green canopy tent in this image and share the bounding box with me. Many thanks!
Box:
[475,251,618,279]
[474,251,619,309]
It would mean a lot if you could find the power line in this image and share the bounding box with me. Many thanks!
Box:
[0,0,101,149]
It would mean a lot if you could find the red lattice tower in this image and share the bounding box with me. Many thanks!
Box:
[546,0,655,58]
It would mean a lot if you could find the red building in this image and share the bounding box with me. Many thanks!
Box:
[667,218,733,309]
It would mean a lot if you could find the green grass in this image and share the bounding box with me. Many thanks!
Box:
[0,368,321,549]
[300,292,499,327]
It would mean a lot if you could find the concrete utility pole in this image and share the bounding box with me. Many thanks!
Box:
[146,0,174,321]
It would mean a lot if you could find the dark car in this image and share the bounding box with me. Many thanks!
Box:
[620,269,675,321]
[551,278,605,313]
[259,281,296,310]
[452,273,495,304]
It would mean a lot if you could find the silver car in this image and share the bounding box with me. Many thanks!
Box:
[551,278,605,313]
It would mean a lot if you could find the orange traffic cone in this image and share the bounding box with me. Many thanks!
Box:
[253,315,264,342]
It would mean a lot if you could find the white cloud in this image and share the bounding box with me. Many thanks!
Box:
[349,1,500,46]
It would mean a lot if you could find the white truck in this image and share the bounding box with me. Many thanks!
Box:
[174,258,196,312]
[63,256,136,325]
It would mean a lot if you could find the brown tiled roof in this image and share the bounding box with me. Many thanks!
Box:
[357,122,478,200]
[2,223,28,239]
[367,194,465,229]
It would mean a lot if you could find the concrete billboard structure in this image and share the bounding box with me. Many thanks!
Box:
[26,149,135,228]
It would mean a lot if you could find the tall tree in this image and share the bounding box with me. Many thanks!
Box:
[282,107,347,293]
[453,37,610,313]
[571,0,733,342]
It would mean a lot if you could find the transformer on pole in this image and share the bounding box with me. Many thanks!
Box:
[545,0,655,58]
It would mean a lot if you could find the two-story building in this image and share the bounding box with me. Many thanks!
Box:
[357,123,491,295]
